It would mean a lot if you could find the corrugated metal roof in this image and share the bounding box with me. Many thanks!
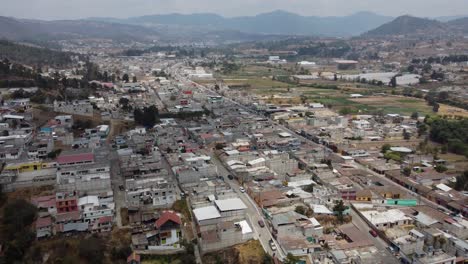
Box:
[214,198,247,212]
[193,206,221,221]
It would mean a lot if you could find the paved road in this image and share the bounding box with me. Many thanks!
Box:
[183,68,445,213]
[169,62,431,261]
[168,64,286,259]
[210,154,286,260]
[110,149,125,227]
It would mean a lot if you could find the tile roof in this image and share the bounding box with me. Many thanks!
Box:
[36,216,52,229]
[98,216,113,224]
[155,211,181,229]
[57,151,94,165]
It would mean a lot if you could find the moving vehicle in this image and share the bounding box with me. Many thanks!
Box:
[239,187,245,193]
[369,229,378,237]
[258,220,265,228]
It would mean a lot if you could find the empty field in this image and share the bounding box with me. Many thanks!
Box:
[224,77,291,89]
[349,96,436,115]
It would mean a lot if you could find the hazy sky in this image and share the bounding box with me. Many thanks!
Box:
[2,0,467,20]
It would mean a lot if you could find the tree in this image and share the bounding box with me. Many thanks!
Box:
[438,91,449,101]
[434,164,448,173]
[283,253,301,264]
[333,200,347,224]
[134,105,160,127]
[384,151,402,162]
[417,122,428,137]
[389,76,397,87]
[423,63,432,73]
[79,236,105,264]
[403,129,411,140]
[122,73,129,83]
[2,199,37,263]
[402,167,412,176]
[339,107,353,115]
[215,143,225,150]
[411,112,419,120]
[103,71,109,82]
[303,183,315,193]
[2,199,37,238]
[432,103,440,113]
[119,97,130,111]
[47,149,62,159]
[110,245,132,261]
[453,171,468,191]
[299,94,307,104]
[381,144,391,153]
[295,205,307,215]
[441,144,448,154]
[262,254,274,264]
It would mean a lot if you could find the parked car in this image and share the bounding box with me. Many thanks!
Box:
[258,220,265,228]
[239,187,245,193]
[369,229,378,237]
[227,174,234,180]
[269,239,277,251]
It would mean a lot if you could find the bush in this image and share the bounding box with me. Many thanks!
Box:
[435,165,448,173]
[79,236,105,264]
[1,199,37,263]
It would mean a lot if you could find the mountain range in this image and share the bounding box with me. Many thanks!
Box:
[90,10,395,37]
[0,16,160,42]
[0,11,467,44]
[364,15,468,36]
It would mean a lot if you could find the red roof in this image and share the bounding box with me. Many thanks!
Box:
[101,82,114,88]
[31,195,56,208]
[444,217,456,224]
[57,152,94,165]
[36,216,52,229]
[155,211,181,229]
[98,216,113,224]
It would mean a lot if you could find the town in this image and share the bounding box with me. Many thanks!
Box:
[0,5,468,264]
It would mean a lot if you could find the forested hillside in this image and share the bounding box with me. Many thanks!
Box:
[0,40,75,67]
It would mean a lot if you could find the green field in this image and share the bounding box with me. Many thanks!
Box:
[210,63,460,116]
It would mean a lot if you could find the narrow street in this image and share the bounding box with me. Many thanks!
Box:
[110,149,125,227]
[210,154,287,259]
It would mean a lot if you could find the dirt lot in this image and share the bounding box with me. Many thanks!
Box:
[349,96,435,115]
[202,240,266,264]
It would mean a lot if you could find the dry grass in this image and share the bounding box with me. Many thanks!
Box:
[203,240,266,264]
[235,240,266,264]
[6,186,54,201]
[439,104,468,118]
[120,207,129,226]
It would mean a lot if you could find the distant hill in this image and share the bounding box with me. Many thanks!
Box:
[365,15,447,36]
[447,17,468,33]
[0,40,75,66]
[0,16,160,42]
[90,10,394,37]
